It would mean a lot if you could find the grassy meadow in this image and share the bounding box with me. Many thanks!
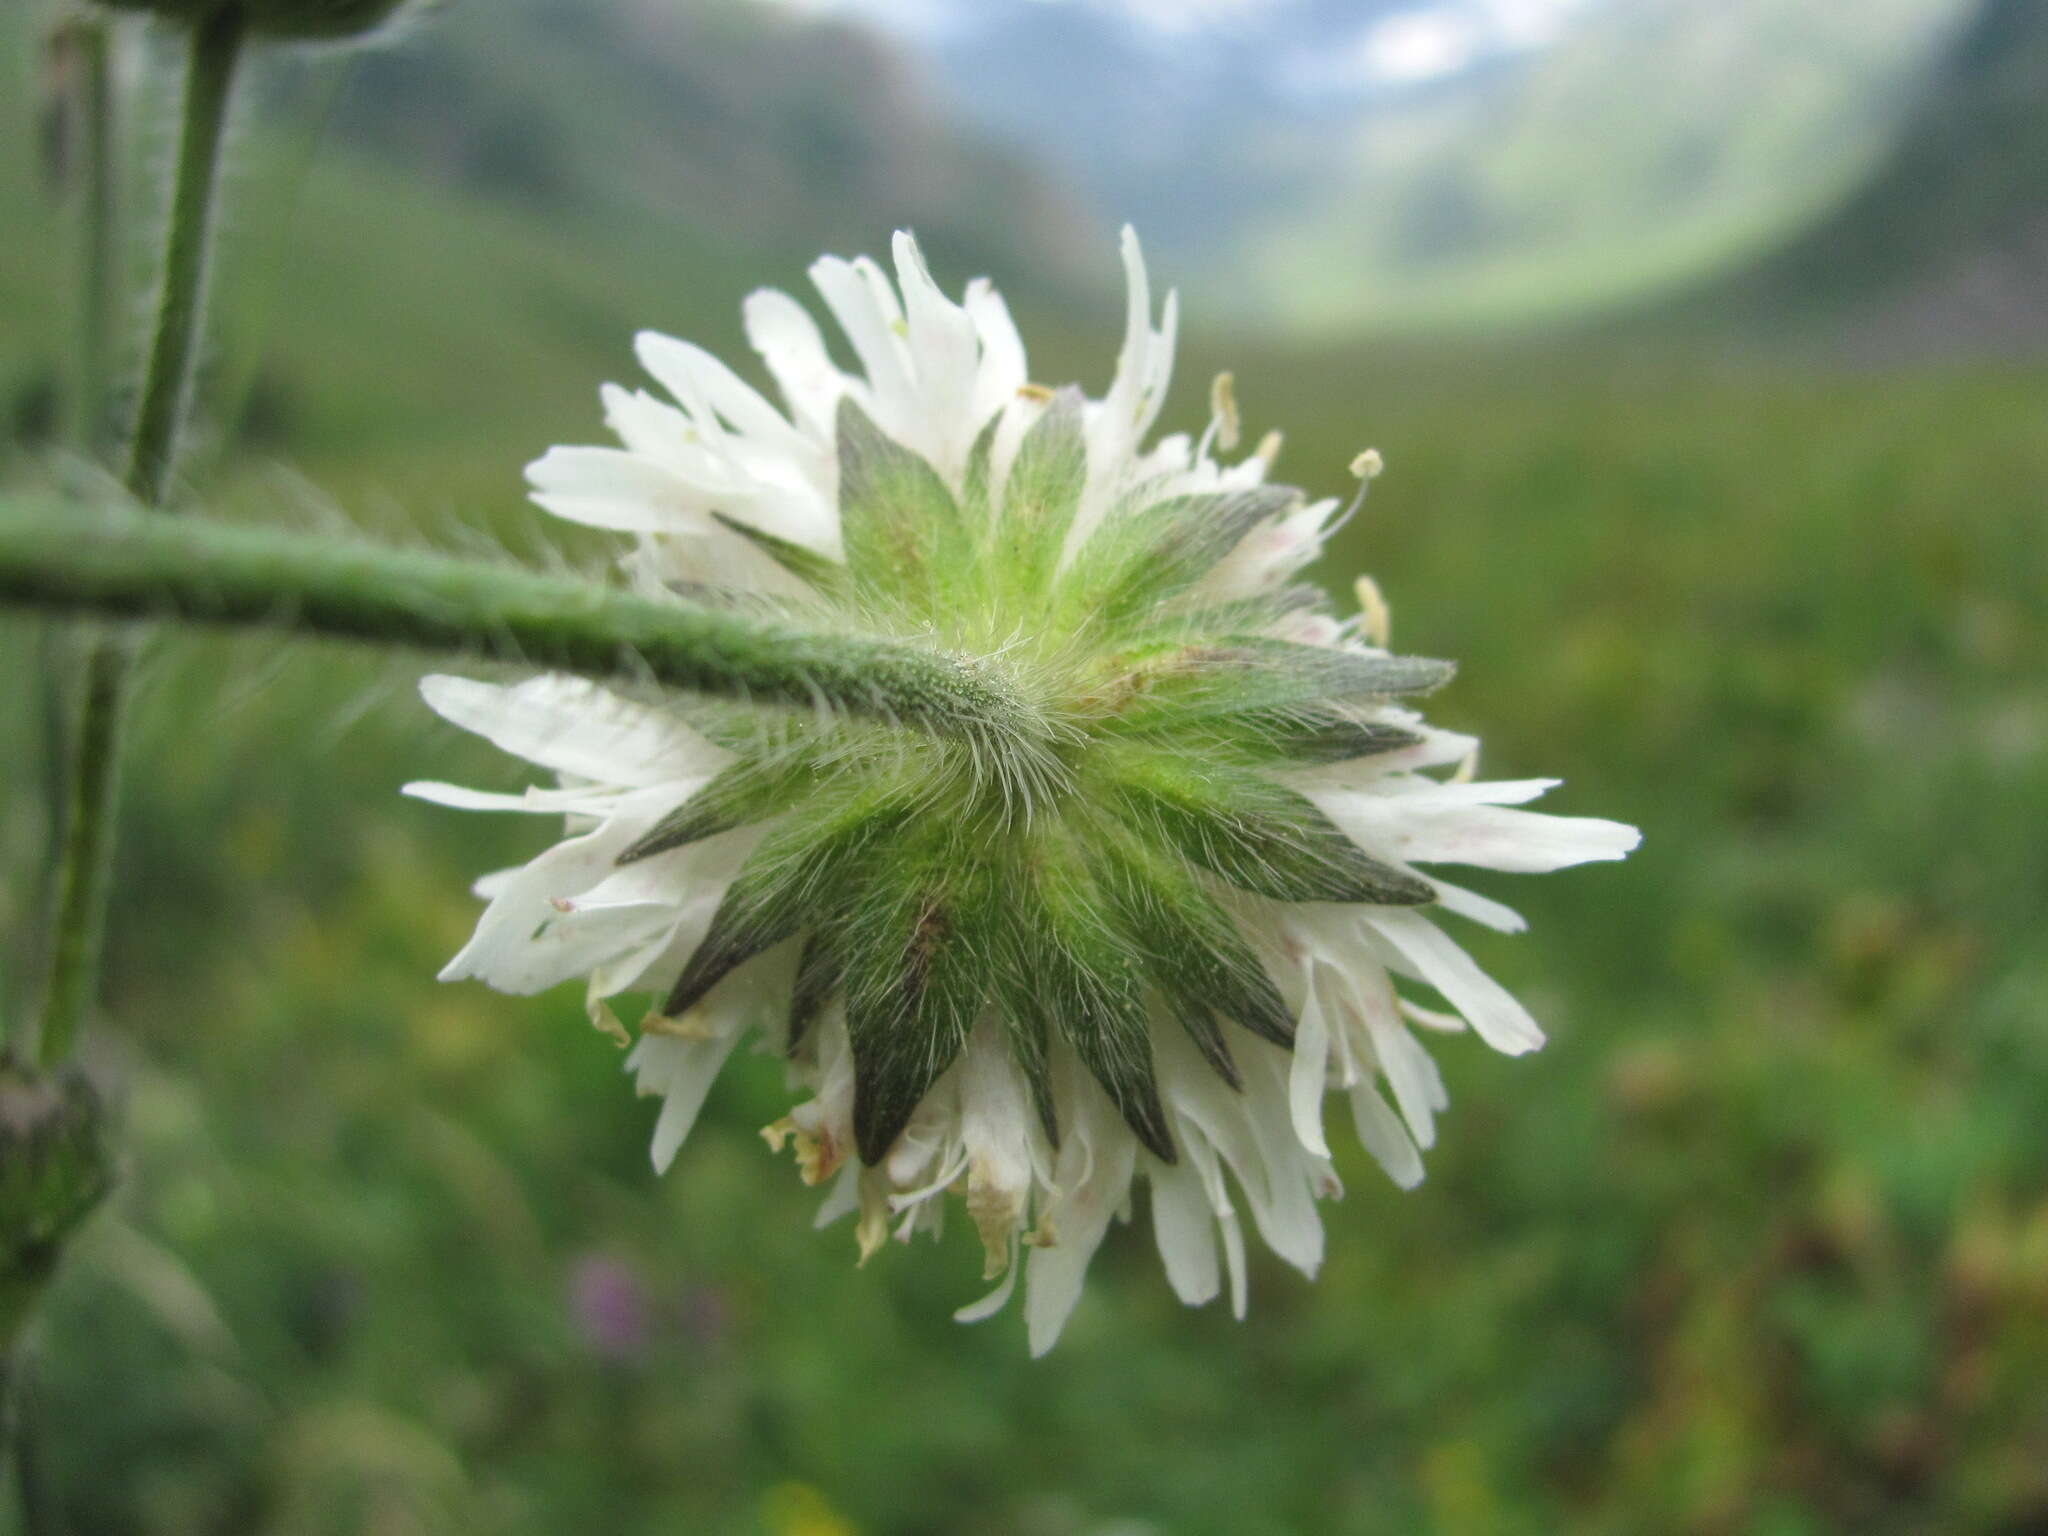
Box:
[4,24,2048,1536]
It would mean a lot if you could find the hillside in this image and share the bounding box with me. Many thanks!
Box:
[1231,0,1972,333]
[1713,0,2048,354]
[317,0,1104,298]
[0,0,1110,488]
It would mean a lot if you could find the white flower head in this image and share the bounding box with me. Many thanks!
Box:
[409,229,1640,1354]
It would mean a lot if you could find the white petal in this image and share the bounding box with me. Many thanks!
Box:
[1368,908,1546,1056]
[958,1019,1039,1271]
[810,254,916,444]
[399,781,623,816]
[599,384,696,464]
[630,1028,746,1174]
[953,1240,1022,1323]
[587,921,684,999]
[1233,1047,1328,1277]
[418,675,727,787]
[962,277,1027,430]
[1286,981,1332,1158]
[1313,778,1639,875]
[1200,498,1337,599]
[525,446,696,533]
[569,823,761,921]
[1408,778,1560,806]
[1149,1155,1221,1306]
[1024,1062,1138,1356]
[1349,1079,1425,1190]
[448,897,674,997]
[812,1161,861,1228]
[635,331,804,450]
[1428,876,1529,933]
[744,287,847,439]
[1178,1127,1249,1318]
[892,231,980,472]
[436,796,669,991]
[1360,994,1448,1150]
[1161,1030,1324,1279]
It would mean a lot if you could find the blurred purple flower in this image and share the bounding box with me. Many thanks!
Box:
[567,1254,650,1364]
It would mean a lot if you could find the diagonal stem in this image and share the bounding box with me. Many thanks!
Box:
[37,9,246,1070]
[0,506,1033,736]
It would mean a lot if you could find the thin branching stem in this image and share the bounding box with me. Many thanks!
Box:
[71,18,118,460]
[122,8,243,508]
[37,10,246,1069]
[0,506,1031,736]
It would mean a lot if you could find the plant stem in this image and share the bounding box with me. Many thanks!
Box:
[37,10,246,1070]
[35,639,133,1070]
[2,1353,57,1536]
[123,7,243,508]
[0,507,1030,734]
[58,17,118,458]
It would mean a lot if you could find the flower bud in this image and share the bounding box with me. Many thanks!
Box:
[0,1061,112,1347]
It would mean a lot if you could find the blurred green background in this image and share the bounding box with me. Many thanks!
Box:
[2,0,2046,1531]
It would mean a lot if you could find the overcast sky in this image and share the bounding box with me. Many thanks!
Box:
[763,0,1601,88]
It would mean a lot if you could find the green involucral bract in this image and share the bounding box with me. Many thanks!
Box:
[624,396,1448,1165]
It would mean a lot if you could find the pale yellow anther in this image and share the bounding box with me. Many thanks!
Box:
[1209,371,1242,453]
[584,985,631,1049]
[965,1158,1028,1280]
[855,1170,891,1266]
[1255,429,1284,468]
[1017,382,1055,403]
[1351,447,1385,481]
[764,1118,841,1185]
[641,1006,717,1040]
[1353,574,1392,650]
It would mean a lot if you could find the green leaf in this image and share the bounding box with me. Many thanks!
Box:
[1011,829,1177,1162]
[1119,584,1332,648]
[1182,710,1425,768]
[840,849,989,1165]
[959,413,1000,525]
[1001,994,1061,1149]
[1091,831,1297,1059]
[1094,639,1454,738]
[660,779,913,1018]
[1072,486,1299,629]
[1248,715,1423,765]
[1163,1005,1241,1090]
[617,748,820,865]
[785,930,842,1059]
[994,389,1087,596]
[835,396,965,598]
[1096,744,1437,906]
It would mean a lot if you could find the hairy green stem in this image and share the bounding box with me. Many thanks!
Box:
[123,8,242,506]
[68,18,117,459]
[38,10,245,1069]
[35,639,133,1070]
[0,508,1028,732]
